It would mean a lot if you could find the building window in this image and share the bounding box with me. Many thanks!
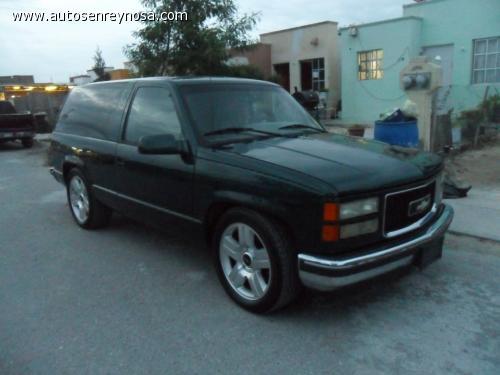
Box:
[358,49,384,80]
[472,37,499,84]
[312,58,325,91]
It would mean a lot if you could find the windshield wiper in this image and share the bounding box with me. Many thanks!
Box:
[204,127,282,137]
[278,124,326,133]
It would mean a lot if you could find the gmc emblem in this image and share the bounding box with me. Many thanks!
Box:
[408,194,431,217]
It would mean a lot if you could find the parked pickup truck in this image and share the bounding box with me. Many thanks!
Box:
[48,77,454,313]
[0,101,35,148]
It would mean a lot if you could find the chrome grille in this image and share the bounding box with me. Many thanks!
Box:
[384,181,435,236]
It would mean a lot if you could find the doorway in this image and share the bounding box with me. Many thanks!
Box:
[300,60,313,91]
[273,63,290,92]
[300,58,325,91]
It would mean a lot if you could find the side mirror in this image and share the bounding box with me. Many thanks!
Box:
[138,134,187,155]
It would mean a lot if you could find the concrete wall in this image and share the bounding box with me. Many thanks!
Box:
[340,17,422,124]
[340,0,500,125]
[261,21,341,108]
[403,0,500,115]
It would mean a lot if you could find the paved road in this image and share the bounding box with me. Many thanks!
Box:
[1,141,499,375]
[446,188,500,242]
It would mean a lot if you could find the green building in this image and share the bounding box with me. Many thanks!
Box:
[339,0,500,125]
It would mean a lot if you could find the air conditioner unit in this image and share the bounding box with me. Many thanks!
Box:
[349,26,358,37]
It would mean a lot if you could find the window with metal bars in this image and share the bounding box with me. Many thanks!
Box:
[312,58,325,91]
[358,49,384,80]
[472,37,499,84]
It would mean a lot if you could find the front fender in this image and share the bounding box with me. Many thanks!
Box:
[211,190,290,221]
[200,188,323,251]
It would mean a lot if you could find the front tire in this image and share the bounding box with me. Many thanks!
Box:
[213,208,300,313]
[66,169,111,229]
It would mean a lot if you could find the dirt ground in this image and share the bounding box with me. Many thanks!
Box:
[445,136,500,188]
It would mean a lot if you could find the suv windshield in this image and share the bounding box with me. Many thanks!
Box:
[179,83,324,141]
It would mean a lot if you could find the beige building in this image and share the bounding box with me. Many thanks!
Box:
[260,21,341,111]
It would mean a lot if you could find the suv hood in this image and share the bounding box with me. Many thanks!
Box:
[227,133,442,196]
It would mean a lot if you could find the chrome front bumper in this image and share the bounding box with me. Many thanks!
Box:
[298,204,454,291]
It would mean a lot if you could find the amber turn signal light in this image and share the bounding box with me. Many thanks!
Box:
[323,203,339,221]
[322,225,339,242]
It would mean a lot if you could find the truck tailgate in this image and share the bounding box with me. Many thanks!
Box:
[0,114,35,131]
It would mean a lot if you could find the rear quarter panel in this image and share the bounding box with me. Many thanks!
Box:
[49,132,116,183]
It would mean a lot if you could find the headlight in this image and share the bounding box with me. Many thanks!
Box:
[340,197,379,219]
[321,198,379,242]
[435,172,444,207]
[340,219,378,239]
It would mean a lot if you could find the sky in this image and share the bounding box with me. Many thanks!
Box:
[0,0,411,83]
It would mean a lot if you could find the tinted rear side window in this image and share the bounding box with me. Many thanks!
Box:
[57,82,132,141]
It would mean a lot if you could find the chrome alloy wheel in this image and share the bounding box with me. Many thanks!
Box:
[69,175,90,224]
[219,223,272,301]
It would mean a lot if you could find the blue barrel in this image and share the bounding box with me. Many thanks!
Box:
[374,120,419,148]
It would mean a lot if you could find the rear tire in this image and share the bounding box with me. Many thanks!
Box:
[21,138,34,148]
[66,169,112,229]
[213,207,300,313]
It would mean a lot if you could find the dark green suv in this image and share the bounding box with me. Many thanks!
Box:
[49,77,453,313]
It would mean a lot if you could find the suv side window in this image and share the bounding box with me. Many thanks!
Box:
[124,86,182,144]
[57,82,131,141]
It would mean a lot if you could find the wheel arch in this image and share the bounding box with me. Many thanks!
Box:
[204,192,296,249]
[62,155,85,183]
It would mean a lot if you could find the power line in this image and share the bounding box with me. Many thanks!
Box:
[357,81,406,102]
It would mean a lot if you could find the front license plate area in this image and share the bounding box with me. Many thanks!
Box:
[415,236,444,269]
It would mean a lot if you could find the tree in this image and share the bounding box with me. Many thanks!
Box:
[125,0,258,77]
[92,47,110,81]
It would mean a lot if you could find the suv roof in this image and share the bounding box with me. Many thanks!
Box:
[84,76,279,88]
